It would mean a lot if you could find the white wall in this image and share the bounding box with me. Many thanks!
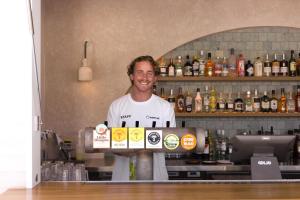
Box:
[0,0,38,191]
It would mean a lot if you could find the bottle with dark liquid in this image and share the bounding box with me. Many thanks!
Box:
[270,90,278,112]
[261,91,270,112]
[176,87,185,112]
[234,92,244,112]
[289,50,297,77]
[280,53,289,76]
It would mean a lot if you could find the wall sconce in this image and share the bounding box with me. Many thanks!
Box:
[78,41,93,81]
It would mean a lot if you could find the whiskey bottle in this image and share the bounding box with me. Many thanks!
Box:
[270,90,278,112]
[245,60,254,77]
[194,88,202,112]
[237,53,245,77]
[217,92,225,112]
[289,50,297,77]
[272,53,280,76]
[199,50,206,76]
[264,53,271,77]
[279,88,287,112]
[160,87,167,100]
[184,55,193,76]
[167,58,175,77]
[287,91,295,113]
[159,57,167,77]
[228,48,237,77]
[280,53,289,76]
[252,89,261,112]
[167,89,176,110]
[234,92,244,112]
[185,90,193,112]
[226,92,234,112]
[205,52,214,77]
[176,87,185,112]
[296,85,300,112]
[175,56,183,77]
[192,55,200,76]
[254,57,263,77]
[209,86,217,112]
[245,91,253,112]
[214,56,223,77]
[203,85,210,112]
[297,53,300,76]
[222,57,229,77]
[261,91,270,112]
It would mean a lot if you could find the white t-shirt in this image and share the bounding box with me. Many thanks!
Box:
[107,94,176,128]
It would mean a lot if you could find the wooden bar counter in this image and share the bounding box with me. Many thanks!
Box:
[2,181,300,200]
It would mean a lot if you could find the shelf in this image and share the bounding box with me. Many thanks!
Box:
[175,112,300,117]
[157,76,300,82]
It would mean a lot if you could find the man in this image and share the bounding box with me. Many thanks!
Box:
[107,55,176,181]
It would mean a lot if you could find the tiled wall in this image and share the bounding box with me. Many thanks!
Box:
[157,27,300,137]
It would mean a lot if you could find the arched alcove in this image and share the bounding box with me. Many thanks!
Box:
[156,26,300,136]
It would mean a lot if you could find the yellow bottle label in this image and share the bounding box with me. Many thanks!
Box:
[112,128,127,149]
[128,128,144,149]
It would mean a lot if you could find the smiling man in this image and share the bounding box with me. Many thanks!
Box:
[107,55,176,181]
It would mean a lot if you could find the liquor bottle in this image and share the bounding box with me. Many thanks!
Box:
[167,89,176,110]
[237,53,245,77]
[208,130,215,161]
[184,55,193,76]
[296,85,300,112]
[245,91,253,112]
[176,87,185,112]
[234,92,244,112]
[270,90,278,112]
[203,85,210,112]
[152,85,157,95]
[289,50,297,77]
[199,50,206,76]
[252,89,261,112]
[280,53,289,76]
[217,92,225,112]
[209,86,217,112]
[158,57,167,77]
[221,57,229,77]
[205,52,214,77]
[167,58,175,77]
[297,53,300,76]
[185,90,193,112]
[194,88,202,112]
[254,57,263,77]
[245,60,254,77]
[272,53,280,76]
[287,91,295,113]
[279,88,287,113]
[214,56,223,77]
[203,130,210,161]
[228,48,237,77]
[226,92,234,112]
[160,87,167,100]
[175,56,183,77]
[220,130,227,161]
[192,55,200,76]
[261,91,270,112]
[263,53,271,77]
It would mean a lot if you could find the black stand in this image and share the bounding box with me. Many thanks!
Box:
[251,153,282,180]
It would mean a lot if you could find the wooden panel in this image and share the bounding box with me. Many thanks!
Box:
[2,182,300,199]
[157,76,300,82]
[175,112,300,117]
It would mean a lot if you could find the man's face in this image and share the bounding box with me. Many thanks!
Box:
[130,61,157,93]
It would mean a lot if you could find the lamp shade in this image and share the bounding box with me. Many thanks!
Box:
[78,58,92,81]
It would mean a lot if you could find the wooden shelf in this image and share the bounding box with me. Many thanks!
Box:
[175,112,300,117]
[157,76,300,82]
